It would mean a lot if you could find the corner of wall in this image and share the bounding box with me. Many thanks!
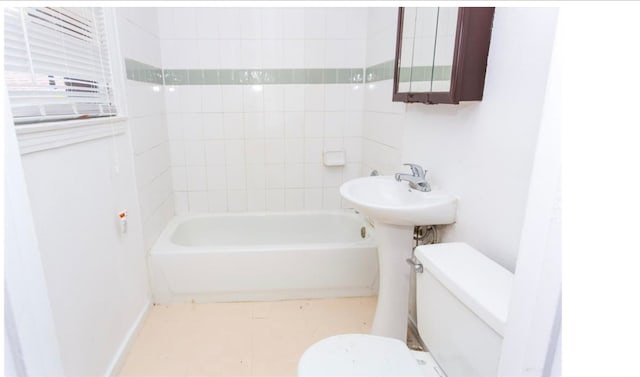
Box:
[104,300,152,377]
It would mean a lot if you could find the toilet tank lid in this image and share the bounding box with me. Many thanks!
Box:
[415,242,513,336]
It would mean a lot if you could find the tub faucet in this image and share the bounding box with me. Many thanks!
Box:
[395,163,431,192]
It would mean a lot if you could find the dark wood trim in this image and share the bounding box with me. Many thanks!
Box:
[392,9,405,102]
[453,7,494,102]
[447,7,466,104]
[393,7,495,105]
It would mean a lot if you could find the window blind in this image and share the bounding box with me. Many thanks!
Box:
[4,7,117,125]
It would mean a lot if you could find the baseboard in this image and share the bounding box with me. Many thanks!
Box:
[152,288,378,305]
[104,299,152,377]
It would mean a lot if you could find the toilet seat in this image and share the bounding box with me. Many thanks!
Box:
[298,334,425,376]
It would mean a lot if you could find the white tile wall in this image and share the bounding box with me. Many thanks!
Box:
[120,8,174,250]
[117,9,162,67]
[228,190,248,212]
[283,8,305,37]
[174,192,189,214]
[218,40,243,69]
[188,191,208,213]
[365,8,398,67]
[285,188,305,210]
[360,73,406,176]
[195,8,220,39]
[126,81,173,251]
[161,39,199,69]
[128,6,558,282]
[283,40,305,67]
[284,86,305,111]
[159,7,369,70]
[262,9,284,39]
[304,9,327,40]
[264,112,285,138]
[304,40,326,68]
[159,8,368,214]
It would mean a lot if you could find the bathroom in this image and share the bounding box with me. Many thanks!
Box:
[4,3,639,377]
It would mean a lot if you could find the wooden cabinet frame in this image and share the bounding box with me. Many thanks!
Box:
[393,7,495,104]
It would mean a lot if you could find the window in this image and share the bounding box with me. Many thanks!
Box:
[4,7,117,125]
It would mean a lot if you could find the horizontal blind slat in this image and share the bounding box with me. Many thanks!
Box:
[27,8,95,42]
[26,26,99,48]
[4,6,117,125]
[7,88,115,100]
[26,33,106,68]
[30,59,108,74]
[4,9,29,72]
[5,72,113,90]
[26,40,105,62]
[8,94,114,103]
[28,50,106,71]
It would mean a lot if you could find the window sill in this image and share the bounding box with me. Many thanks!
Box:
[15,116,128,155]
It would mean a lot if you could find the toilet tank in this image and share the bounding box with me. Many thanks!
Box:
[415,243,513,377]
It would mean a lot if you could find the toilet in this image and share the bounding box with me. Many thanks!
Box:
[298,242,514,377]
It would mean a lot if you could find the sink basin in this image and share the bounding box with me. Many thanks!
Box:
[340,175,457,340]
[340,176,457,226]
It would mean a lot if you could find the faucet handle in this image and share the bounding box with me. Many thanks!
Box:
[403,163,426,178]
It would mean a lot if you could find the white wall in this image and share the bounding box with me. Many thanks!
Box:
[363,8,559,272]
[117,8,174,251]
[4,95,65,377]
[11,9,158,376]
[362,8,408,176]
[497,9,561,372]
[158,8,368,213]
[20,126,151,376]
[560,4,640,375]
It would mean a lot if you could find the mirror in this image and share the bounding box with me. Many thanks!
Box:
[397,7,458,93]
[393,7,495,104]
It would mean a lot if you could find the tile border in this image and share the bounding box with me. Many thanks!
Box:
[124,58,451,86]
[163,67,366,85]
[124,58,163,85]
[365,60,395,83]
[397,65,452,82]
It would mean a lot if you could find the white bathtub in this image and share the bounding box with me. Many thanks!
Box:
[148,210,379,303]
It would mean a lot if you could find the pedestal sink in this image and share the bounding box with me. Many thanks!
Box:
[340,175,457,340]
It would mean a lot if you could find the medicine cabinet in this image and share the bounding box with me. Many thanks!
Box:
[393,7,495,104]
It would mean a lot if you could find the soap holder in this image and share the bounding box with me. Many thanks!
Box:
[323,150,345,167]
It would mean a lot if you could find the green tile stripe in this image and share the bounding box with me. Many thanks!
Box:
[364,60,395,83]
[126,57,449,86]
[365,60,452,83]
[399,65,452,82]
[162,68,365,86]
[125,58,163,85]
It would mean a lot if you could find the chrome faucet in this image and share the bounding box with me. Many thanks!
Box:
[395,163,431,192]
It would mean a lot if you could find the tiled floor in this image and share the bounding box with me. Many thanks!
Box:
[118,296,377,377]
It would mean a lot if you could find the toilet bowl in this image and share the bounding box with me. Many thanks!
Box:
[298,242,514,377]
[298,334,443,377]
